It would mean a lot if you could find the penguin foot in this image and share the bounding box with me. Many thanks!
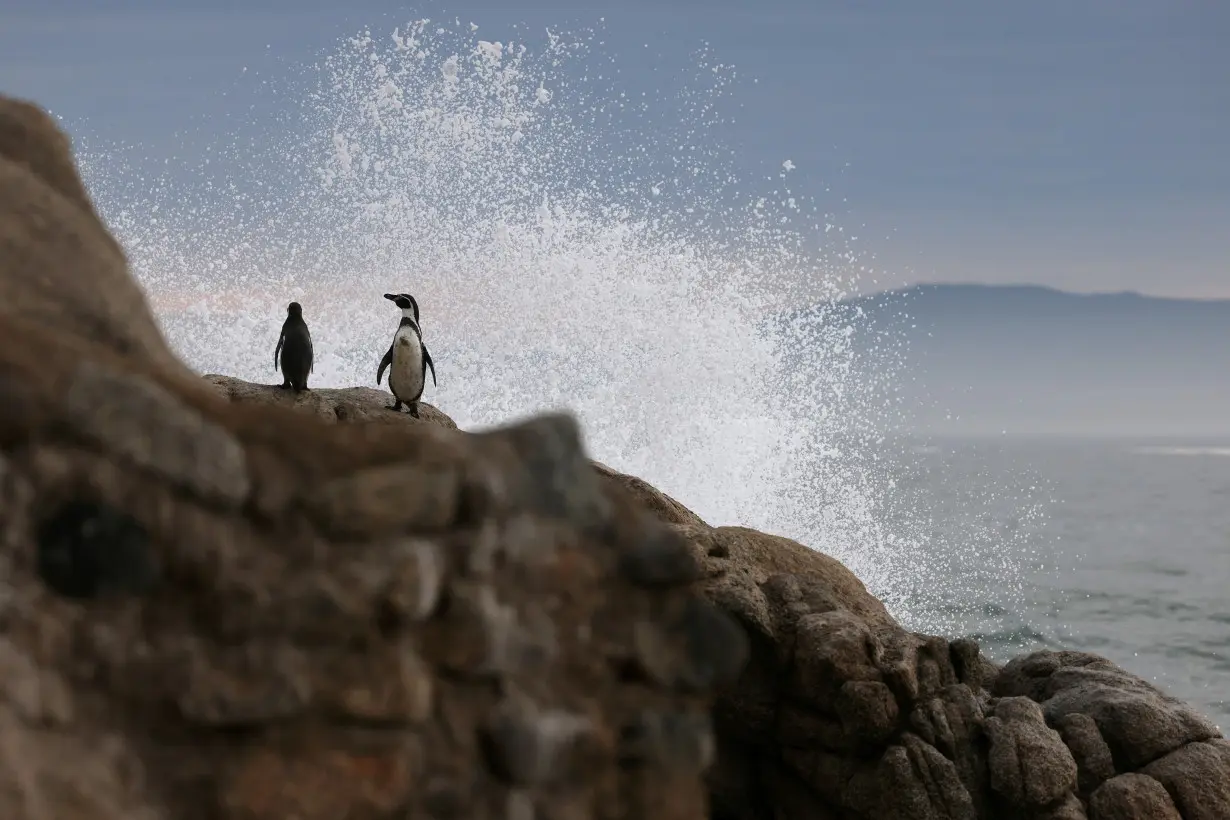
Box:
[388,401,403,412]
[408,403,421,419]
[278,382,291,390]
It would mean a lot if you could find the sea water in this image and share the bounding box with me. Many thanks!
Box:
[890,437,1228,728]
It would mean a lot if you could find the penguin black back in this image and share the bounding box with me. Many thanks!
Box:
[275,300,314,392]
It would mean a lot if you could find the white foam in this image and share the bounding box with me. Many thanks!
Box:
[73,19,1047,636]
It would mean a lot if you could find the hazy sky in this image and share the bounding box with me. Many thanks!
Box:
[3,0,1227,297]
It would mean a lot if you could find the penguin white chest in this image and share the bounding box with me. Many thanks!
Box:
[389,327,424,399]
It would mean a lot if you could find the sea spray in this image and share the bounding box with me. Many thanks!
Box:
[74,18,1049,639]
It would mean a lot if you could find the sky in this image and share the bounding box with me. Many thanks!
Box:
[2,0,1228,298]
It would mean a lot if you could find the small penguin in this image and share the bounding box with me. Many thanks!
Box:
[376,292,437,417]
[274,301,314,392]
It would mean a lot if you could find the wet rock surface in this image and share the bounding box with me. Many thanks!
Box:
[2,93,1226,819]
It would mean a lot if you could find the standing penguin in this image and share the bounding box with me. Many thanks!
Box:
[376,292,437,417]
[274,301,314,392]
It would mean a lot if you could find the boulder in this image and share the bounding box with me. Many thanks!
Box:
[1140,739,1230,820]
[984,696,1078,811]
[0,94,747,820]
[1055,712,1117,800]
[1089,773,1181,820]
[993,651,1221,770]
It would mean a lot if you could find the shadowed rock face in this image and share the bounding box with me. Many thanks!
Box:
[2,94,1226,819]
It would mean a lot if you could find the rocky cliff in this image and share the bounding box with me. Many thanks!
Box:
[1,94,1227,819]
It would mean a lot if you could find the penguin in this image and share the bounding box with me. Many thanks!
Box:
[274,301,314,392]
[376,292,437,417]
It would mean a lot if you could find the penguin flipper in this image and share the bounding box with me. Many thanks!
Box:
[274,331,284,371]
[423,344,437,387]
[377,345,393,385]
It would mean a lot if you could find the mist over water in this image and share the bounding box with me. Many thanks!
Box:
[74,20,1052,636]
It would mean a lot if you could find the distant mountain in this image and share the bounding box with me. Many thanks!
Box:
[783,283,1230,437]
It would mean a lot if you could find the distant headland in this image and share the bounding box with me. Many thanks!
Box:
[803,283,1230,438]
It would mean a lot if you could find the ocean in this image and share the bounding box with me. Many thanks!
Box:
[884,436,1229,729]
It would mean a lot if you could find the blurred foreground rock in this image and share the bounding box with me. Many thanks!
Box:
[0,95,745,820]
[3,94,1227,819]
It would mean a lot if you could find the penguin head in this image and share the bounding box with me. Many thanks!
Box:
[287,301,303,316]
[383,292,420,323]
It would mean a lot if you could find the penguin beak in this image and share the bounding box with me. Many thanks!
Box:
[383,293,397,302]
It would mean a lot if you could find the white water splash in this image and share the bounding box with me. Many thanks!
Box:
[74,19,1046,633]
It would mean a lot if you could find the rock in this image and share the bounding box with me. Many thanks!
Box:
[0,715,159,820]
[72,365,251,506]
[0,94,747,820]
[481,694,594,786]
[592,460,708,529]
[1140,739,1230,820]
[757,762,842,820]
[474,414,625,539]
[618,709,716,774]
[204,374,457,429]
[984,696,1078,809]
[378,538,447,623]
[35,499,159,600]
[994,650,1221,770]
[789,609,884,704]
[836,679,900,748]
[218,728,420,820]
[1088,773,1181,820]
[0,98,186,375]
[603,471,985,819]
[869,733,977,820]
[632,597,750,693]
[949,636,985,690]
[909,684,991,815]
[694,525,899,636]
[303,459,463,539]
[618,527,702,588]
[1043,793,1090,820]
[599,452,1230,820]
[780,746,861,809]
[1055,712,1116,799]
